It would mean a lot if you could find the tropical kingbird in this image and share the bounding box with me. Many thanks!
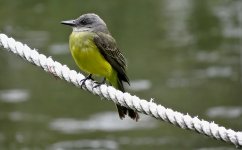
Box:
[61,13,139,121]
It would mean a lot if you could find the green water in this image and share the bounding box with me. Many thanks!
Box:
[0,0,242,149]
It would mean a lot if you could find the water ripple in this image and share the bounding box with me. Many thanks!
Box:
[49,112,157,134]
[206,106,242,119]
[49,43,69,55]
[48,139,118,150]
[0,89,29,103]
[128,79,152,91]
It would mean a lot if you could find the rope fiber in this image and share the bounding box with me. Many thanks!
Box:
[0,33,241,148]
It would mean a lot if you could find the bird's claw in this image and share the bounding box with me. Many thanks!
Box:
[80,74,93,88]
[93,78,106,89]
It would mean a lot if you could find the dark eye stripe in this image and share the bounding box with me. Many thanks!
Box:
[81,19,87,24]
[80,18,91,25]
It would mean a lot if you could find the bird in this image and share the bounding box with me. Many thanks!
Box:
[61,13,139,121]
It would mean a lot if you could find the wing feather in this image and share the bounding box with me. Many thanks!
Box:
[93,32,129,83]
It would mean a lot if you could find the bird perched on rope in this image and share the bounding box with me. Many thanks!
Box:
[61,13,139,121]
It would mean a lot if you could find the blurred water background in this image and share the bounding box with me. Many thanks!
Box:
[0,0,242,149]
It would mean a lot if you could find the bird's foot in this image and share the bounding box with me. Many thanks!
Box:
[93,78,106,89]
[80,74,93,88]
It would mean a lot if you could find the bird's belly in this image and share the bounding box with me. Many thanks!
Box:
[70,39,112,77]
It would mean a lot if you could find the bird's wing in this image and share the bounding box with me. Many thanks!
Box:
[93,32,129,83]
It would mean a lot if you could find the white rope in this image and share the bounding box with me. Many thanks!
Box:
[0,33,242,148]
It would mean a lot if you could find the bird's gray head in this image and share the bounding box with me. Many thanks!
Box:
[61,13,109,33]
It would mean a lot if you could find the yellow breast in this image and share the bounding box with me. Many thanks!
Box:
[69,32,113,77]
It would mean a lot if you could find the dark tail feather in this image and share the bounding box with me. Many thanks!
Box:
[116,78,139,121]
[128,109,140,121]
[116,105,127,119]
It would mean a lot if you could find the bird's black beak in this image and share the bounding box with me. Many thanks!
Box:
[61,20,76,27]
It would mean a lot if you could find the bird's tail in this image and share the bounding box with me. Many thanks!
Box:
[110,71,139,121]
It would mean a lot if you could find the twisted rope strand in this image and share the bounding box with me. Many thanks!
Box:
[0,33,241,148]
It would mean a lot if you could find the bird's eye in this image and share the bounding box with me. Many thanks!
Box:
[81,19,87,25]
[80,19,91,25]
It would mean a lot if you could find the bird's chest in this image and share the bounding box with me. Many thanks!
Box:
[70,32,97,60]
[69,32,111,75]
[70,32,94,50]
